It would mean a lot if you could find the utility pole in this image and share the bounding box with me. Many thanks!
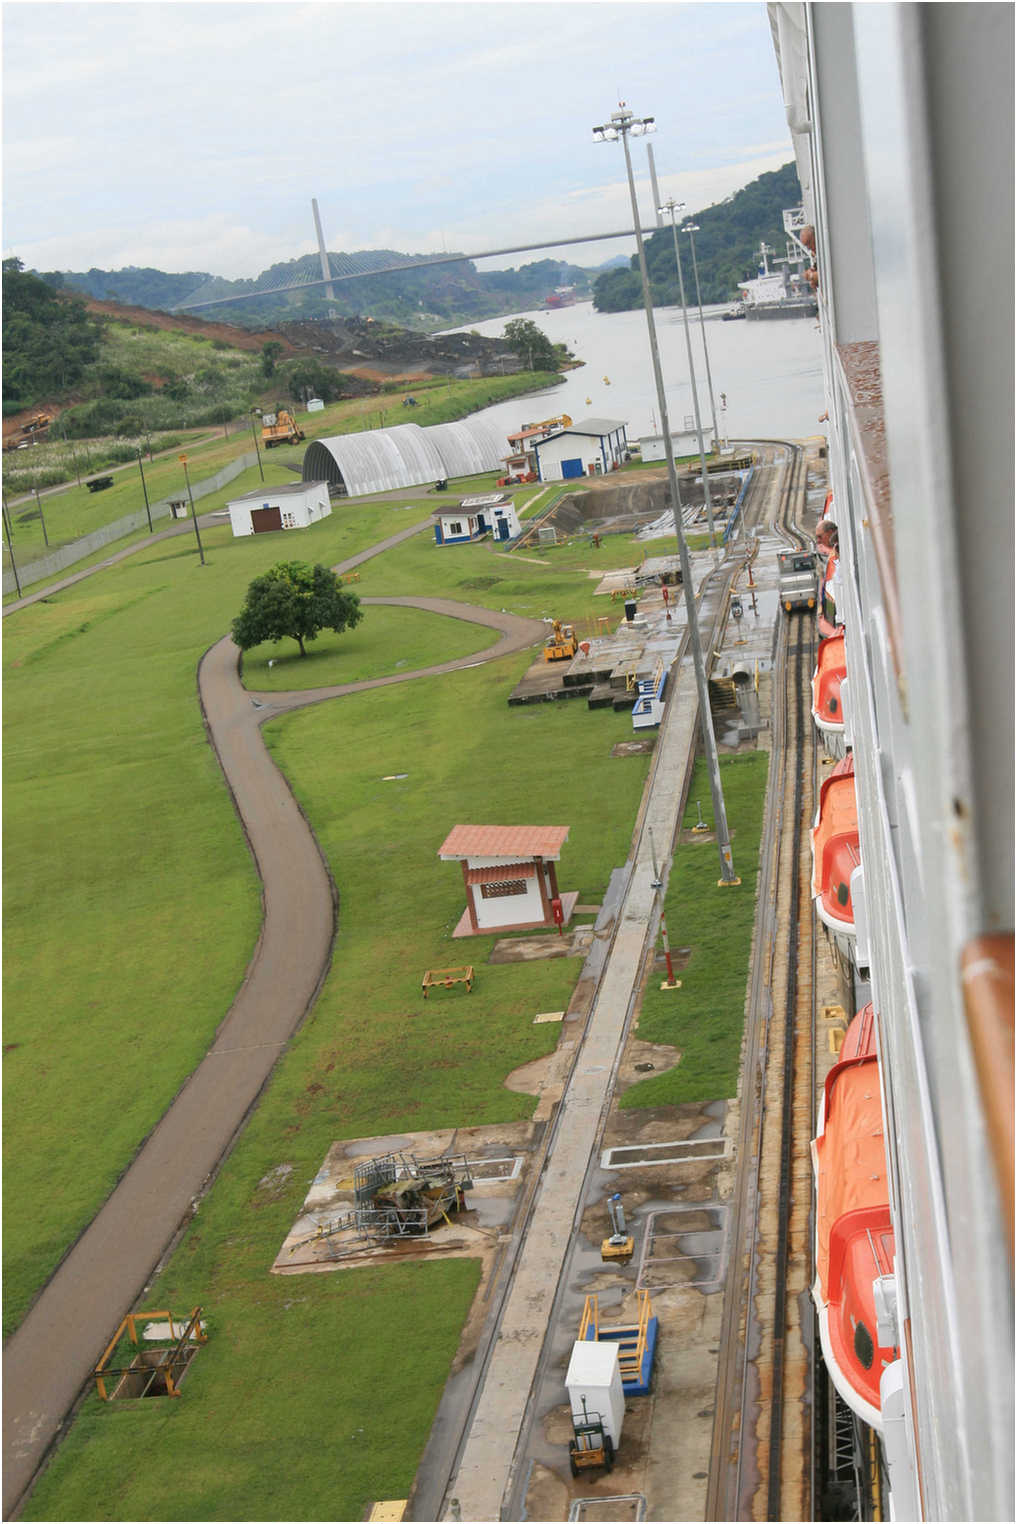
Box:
[33,486,49,547]
[137,449,153,532]
[3,495,22,597]
[179,455,205,565]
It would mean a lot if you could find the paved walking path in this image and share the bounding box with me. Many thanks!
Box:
[2,517,544,1519]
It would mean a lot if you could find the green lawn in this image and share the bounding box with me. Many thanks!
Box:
[22,1259,482,1523]
[238,602,498,690]
[620,751,769,1107]
[2,499,462,1333]
[14,639,651,1521]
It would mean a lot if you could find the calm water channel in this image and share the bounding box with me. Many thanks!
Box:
[449,300,826,446]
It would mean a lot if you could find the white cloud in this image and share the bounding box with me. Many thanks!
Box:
[2,2,794,280]
[5,213,317,279]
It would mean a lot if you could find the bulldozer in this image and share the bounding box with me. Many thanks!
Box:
[544,619,579,662]
[260,408,305,448]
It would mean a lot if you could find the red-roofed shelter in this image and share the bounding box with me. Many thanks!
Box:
[438,824,576,937]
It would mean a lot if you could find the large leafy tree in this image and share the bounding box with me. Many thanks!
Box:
[231,561,363,658]
[502,318,560,372]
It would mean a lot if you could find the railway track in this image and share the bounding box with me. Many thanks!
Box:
[706,441,821,1520]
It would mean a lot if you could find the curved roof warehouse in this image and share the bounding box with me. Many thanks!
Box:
[302,415,508,496]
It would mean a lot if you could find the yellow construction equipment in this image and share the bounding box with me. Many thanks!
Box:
[521,413,572,432]
[544,619,578,662]
[260,408,305,448]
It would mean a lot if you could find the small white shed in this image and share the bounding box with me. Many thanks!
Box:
[639,425,711,460]
[438,823,577,937]
[226,480,331,537]
[532,418,629,482]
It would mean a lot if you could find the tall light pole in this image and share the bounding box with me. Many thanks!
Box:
[592,104,737,885]
[681,221,721,456]
[660,198,718,560]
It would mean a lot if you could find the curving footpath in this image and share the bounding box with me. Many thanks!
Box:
[2,516,545,1519]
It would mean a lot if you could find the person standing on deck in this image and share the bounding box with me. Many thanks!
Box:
[816,518,843,636]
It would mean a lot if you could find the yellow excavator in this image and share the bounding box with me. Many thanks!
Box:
[544,619,579,662]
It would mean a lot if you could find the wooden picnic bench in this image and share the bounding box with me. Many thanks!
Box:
[422,965,474,998]
[86,475,114,493]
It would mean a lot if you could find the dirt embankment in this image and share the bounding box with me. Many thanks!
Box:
[83,300,518,382]
[82,298,301,354]
[3,303,523,447]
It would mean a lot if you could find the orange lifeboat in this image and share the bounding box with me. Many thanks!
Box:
[812,1004,896,1431]
[811,753,860,965]
[812,632,848,758]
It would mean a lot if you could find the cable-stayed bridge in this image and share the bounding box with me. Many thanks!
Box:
[172,225,660,312]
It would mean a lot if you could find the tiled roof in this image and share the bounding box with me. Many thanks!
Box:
[439,825,570,860]
[464,861,537,883]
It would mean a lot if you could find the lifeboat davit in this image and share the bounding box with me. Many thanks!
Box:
[812,631,849,759]
[811,753,861,966]
[812,1004,896,1431]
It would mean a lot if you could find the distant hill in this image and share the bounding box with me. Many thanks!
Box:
[592,162,805,312]
[40,253,599,333]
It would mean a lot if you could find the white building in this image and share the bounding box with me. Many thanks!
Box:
[532,418,628,482]
[433,494,520,546]
[226,480,331,537]
[638,427,709,461]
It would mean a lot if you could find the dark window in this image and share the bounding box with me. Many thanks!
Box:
[480,880,527,899]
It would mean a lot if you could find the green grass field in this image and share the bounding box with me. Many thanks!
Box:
[620,751,769,1107]
[5,436,767,1517]
[12,611,651,1522]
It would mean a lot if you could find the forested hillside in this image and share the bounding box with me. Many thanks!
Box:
[2,259,103,413]
[44,254,600,332]
[593,162,804,312]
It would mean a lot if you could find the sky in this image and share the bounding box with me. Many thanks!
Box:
[2,0,793,287]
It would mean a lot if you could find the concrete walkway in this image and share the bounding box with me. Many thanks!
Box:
[444,576,731,1521]
[2,519,544,1518]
